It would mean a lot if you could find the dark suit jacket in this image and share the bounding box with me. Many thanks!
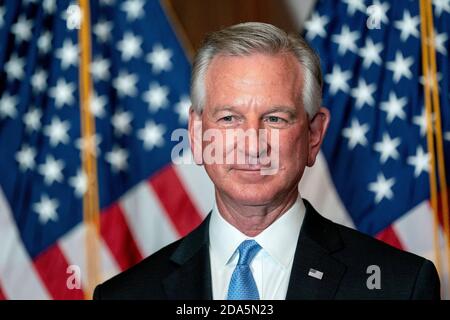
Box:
[94,199,440,299]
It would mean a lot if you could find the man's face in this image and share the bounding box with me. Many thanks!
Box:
[189,52,329,207]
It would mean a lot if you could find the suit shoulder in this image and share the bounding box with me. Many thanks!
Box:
[94,239,182,299]
[332,219,425,264]
[328,218,439,299]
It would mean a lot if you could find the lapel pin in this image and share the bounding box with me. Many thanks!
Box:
[308,268,324,280]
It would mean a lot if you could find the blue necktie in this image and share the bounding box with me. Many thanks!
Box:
[227,240,262,300]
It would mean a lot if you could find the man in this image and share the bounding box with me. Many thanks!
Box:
[94,22,440,300]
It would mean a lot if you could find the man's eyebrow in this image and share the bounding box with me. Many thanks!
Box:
[263,106,298,116]
[212,106,239,116]
[211,105,298,117]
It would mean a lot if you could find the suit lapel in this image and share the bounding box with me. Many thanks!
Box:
[286,200,347,300]
[163,215,213,299]
[162,201,347,300]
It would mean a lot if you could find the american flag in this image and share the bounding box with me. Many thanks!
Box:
[300,0,450,296]
[1,0,450,300]
[0,0,214,299]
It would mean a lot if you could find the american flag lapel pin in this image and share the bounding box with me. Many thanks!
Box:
[308,268,324,280]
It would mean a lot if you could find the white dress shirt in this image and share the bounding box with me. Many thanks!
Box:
[209,195,305,300]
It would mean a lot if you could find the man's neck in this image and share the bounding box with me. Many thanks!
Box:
[215,189,299,237]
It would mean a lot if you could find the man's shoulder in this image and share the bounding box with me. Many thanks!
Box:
[319,215,440,299]
[334,220,416,259]
[93,239,182,299]
[304,201,427,267]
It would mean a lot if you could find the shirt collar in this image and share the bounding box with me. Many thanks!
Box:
[209,195,305,268]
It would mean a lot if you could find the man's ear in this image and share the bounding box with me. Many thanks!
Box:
[188,107,203,165]
[307,107,330,167]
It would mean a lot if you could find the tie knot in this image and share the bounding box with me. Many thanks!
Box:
[236,240,261,265]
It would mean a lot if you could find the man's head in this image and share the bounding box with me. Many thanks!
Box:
[188,22,330,207]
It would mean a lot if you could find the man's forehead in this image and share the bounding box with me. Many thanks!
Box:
[205,52,303,90]
[203,52,303,106]
[207,51,300,71]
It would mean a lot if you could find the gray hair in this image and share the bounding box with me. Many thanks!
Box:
[190,22,323,118]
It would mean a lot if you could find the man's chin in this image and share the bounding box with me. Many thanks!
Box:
[228,168,273,183]
[222,188,277,207]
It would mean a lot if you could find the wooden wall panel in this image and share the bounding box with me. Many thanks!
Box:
[166,0,298,51]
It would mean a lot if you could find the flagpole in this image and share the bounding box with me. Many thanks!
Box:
[420,0,450,292]
[424,0,450,282]
[78,0,101,300]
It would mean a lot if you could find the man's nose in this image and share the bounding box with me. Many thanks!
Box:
[241,119,266,159]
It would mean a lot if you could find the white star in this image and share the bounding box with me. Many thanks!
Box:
[304,13,329,40]
[369,0,390,25]
[56,39,79,69]
[351,79,376,109]
[93,20,113,43]
[117,32,142,61]
[43,0,56,14]
[435,32,448,55]
[31,69,48,93]
[419,72,442,89]
[38,155,65,185]
[33,194,58,224]
[444,131,450,142]
[359,38,383,68]
[433,0,450,17]
[49,78,75,108]
[343,0,366,15]
[380,92,407,123]
[373,133,401,163]
[90,92,107,118]
[138,121,166,151]
[5,54,25,81]
[15,144,36,171]
[368,173,395,204]
[413,109,428,137]
[75,134,102,156]
[394,11,420,42]
[325,65,352,95]
[44,117,71,146]
[146,44,173,73]
[407,146,430,177]
[11,16,32,43]
[332,25,360,55]
[342,118,369,149]
[0,7,4,28]
[105,146,128,172]
[0,93,18,119]
[69,169,88,198]
[113,71,138,97]
[121,0,144,21]
[23,107,42,132]
[91,56,110,81]
[111,110,133,136]
[386,51,414,83]
[143,82,169,112]
[37,31,52,54]
[174,95,191,124]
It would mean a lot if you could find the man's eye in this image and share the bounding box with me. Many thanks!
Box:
[266,116,285,123]
[220,116,234,122]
